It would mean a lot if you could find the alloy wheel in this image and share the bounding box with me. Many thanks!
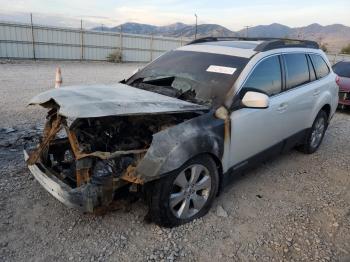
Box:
[310,117,325,149]
[169,164,211,219]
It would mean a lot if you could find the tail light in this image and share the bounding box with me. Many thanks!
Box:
[335,75,340,86]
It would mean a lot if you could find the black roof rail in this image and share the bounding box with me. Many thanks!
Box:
[186,37,319,51]
[254,39,319,51]
[187,37,249,45]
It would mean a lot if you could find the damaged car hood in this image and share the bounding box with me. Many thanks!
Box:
[29,84,209,119]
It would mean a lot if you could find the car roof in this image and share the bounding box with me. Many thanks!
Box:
[177,42,258,58]
[177,37,320,59]
[196,40,263,50]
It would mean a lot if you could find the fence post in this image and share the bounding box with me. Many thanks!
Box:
[120,25,123,62]
[30,13,36,60]
[80,19,84,61]
[150,34,154,61]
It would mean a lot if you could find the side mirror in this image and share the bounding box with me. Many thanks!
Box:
[132,68,142,75]
[241,91,269,109]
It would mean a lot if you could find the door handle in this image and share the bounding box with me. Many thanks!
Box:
[277,103,288,112]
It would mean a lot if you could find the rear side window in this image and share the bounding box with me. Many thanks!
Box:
[307,55,316,81]
[284,54,310,89]
[310,54,330,79]
[244,56,282,96]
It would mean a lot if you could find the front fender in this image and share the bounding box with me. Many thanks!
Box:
[135,112,225,181]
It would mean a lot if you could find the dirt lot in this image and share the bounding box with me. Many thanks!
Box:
[0,60,349,262]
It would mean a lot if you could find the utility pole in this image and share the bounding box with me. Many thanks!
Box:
[80,19,84,60]
[101,24,104,32]
[30,13,36,60]
[120,25,123,62]
[194,14,198,39]
[244,25,250,37]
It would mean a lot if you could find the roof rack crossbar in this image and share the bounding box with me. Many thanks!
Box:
[186,37,319,51]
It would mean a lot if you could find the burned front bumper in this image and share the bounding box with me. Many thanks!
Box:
[24,150,106,212]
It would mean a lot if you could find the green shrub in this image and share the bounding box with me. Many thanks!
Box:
[320,44,328,53]
[341,44,350,54]
[107,50,122,63]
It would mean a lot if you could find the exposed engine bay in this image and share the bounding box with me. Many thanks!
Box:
[27,111,200,190]
[25,81,211,212]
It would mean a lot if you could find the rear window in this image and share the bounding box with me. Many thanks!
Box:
[332,61,350,78]
[310,54,330,79]
[284,54,310,89]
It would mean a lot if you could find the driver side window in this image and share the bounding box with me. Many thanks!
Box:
[244,56,282,96]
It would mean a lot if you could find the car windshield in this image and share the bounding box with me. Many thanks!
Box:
[332,61,350,78]
[127,50,249,106]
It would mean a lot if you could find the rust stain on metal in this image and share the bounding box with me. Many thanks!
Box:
[76,168,90,186]
[76,149,148,160]
[26,116,62,165]
[66,128,81,158]
[121,165,144,184]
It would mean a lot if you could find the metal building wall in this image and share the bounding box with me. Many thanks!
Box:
[327,54,350,65]
[0,22,190,62]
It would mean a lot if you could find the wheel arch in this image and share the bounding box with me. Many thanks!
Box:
[135,112,225,183]
[320,104,331,120]
[310,93,333,127]
[204,152,224,195]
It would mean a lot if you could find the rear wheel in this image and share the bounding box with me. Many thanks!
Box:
[299,110,328,154]
[147,154,219,227]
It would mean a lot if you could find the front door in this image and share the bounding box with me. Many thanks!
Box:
[228,54,287,169]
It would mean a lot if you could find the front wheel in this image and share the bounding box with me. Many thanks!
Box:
[147,154,219,227]
[299,110,328,154]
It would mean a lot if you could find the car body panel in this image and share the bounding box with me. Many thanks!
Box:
[337,76,350,106]
[24,150,103,212]
[309,73,338,123]
[29,84,209,119]
[229,92,292,167]
[135,111,225,180]
[337,76,350,92]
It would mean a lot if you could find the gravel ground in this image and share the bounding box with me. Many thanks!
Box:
[0,60,349,262]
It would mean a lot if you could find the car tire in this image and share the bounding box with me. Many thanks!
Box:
[146,154,219,227]
[299,110,328,154]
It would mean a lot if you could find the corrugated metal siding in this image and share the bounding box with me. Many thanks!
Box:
[327,54,350,65]
[0,21,190,61]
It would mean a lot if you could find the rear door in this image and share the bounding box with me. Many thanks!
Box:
[279,53,316,134]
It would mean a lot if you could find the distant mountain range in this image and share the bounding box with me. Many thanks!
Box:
[92,22,350,53]
[93,22,234,37]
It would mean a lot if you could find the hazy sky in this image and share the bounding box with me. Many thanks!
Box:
[0,0,349,30]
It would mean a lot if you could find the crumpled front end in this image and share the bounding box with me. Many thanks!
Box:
[25,110,201,212]
[24,150,106,212]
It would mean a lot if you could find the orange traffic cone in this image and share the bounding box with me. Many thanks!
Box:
[55,67,62,88]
